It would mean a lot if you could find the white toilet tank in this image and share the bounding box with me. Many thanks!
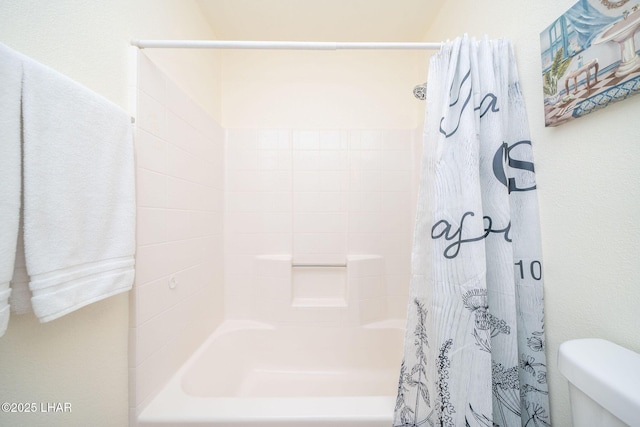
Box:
[558,339,640,427]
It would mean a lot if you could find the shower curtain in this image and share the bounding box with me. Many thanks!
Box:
[393,37,550,427]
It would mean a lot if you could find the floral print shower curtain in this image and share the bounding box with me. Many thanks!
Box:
[393,36,550,427]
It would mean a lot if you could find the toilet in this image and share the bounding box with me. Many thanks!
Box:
[558,338,640,427]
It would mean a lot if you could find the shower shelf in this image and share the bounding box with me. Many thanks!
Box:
[292,264,347,268]
[291,297,348,308]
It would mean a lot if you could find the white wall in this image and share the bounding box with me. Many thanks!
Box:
[423,1,640,425]
[0,2,221,426]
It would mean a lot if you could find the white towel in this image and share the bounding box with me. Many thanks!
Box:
[9,226,32,315]
[0,44,23,336]
[19,52,136,323]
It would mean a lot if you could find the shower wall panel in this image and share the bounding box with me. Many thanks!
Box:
[225,129,415,321]
[131,52,225,415]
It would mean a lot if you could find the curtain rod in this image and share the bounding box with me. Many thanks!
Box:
[131,40,442,50]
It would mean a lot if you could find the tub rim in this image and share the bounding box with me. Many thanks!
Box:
[137,319,404,425]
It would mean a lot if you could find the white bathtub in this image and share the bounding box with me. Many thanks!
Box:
[137,320,404,427]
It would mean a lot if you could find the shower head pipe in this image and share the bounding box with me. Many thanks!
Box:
[131,39,443,50]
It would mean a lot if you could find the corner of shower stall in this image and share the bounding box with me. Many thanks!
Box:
[130,49,425,425]
[135,126,423,426]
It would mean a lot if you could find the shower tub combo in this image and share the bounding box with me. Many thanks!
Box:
[137,255,405,426]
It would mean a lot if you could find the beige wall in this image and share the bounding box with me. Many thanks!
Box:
[422,1,640,425]
[0,1,220,426]
[221,49,428,129]
[0,0,221,121]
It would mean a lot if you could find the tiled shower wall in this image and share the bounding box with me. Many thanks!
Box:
[225,129,416,321]
[131,52,225,416]
[132,51,424,414]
